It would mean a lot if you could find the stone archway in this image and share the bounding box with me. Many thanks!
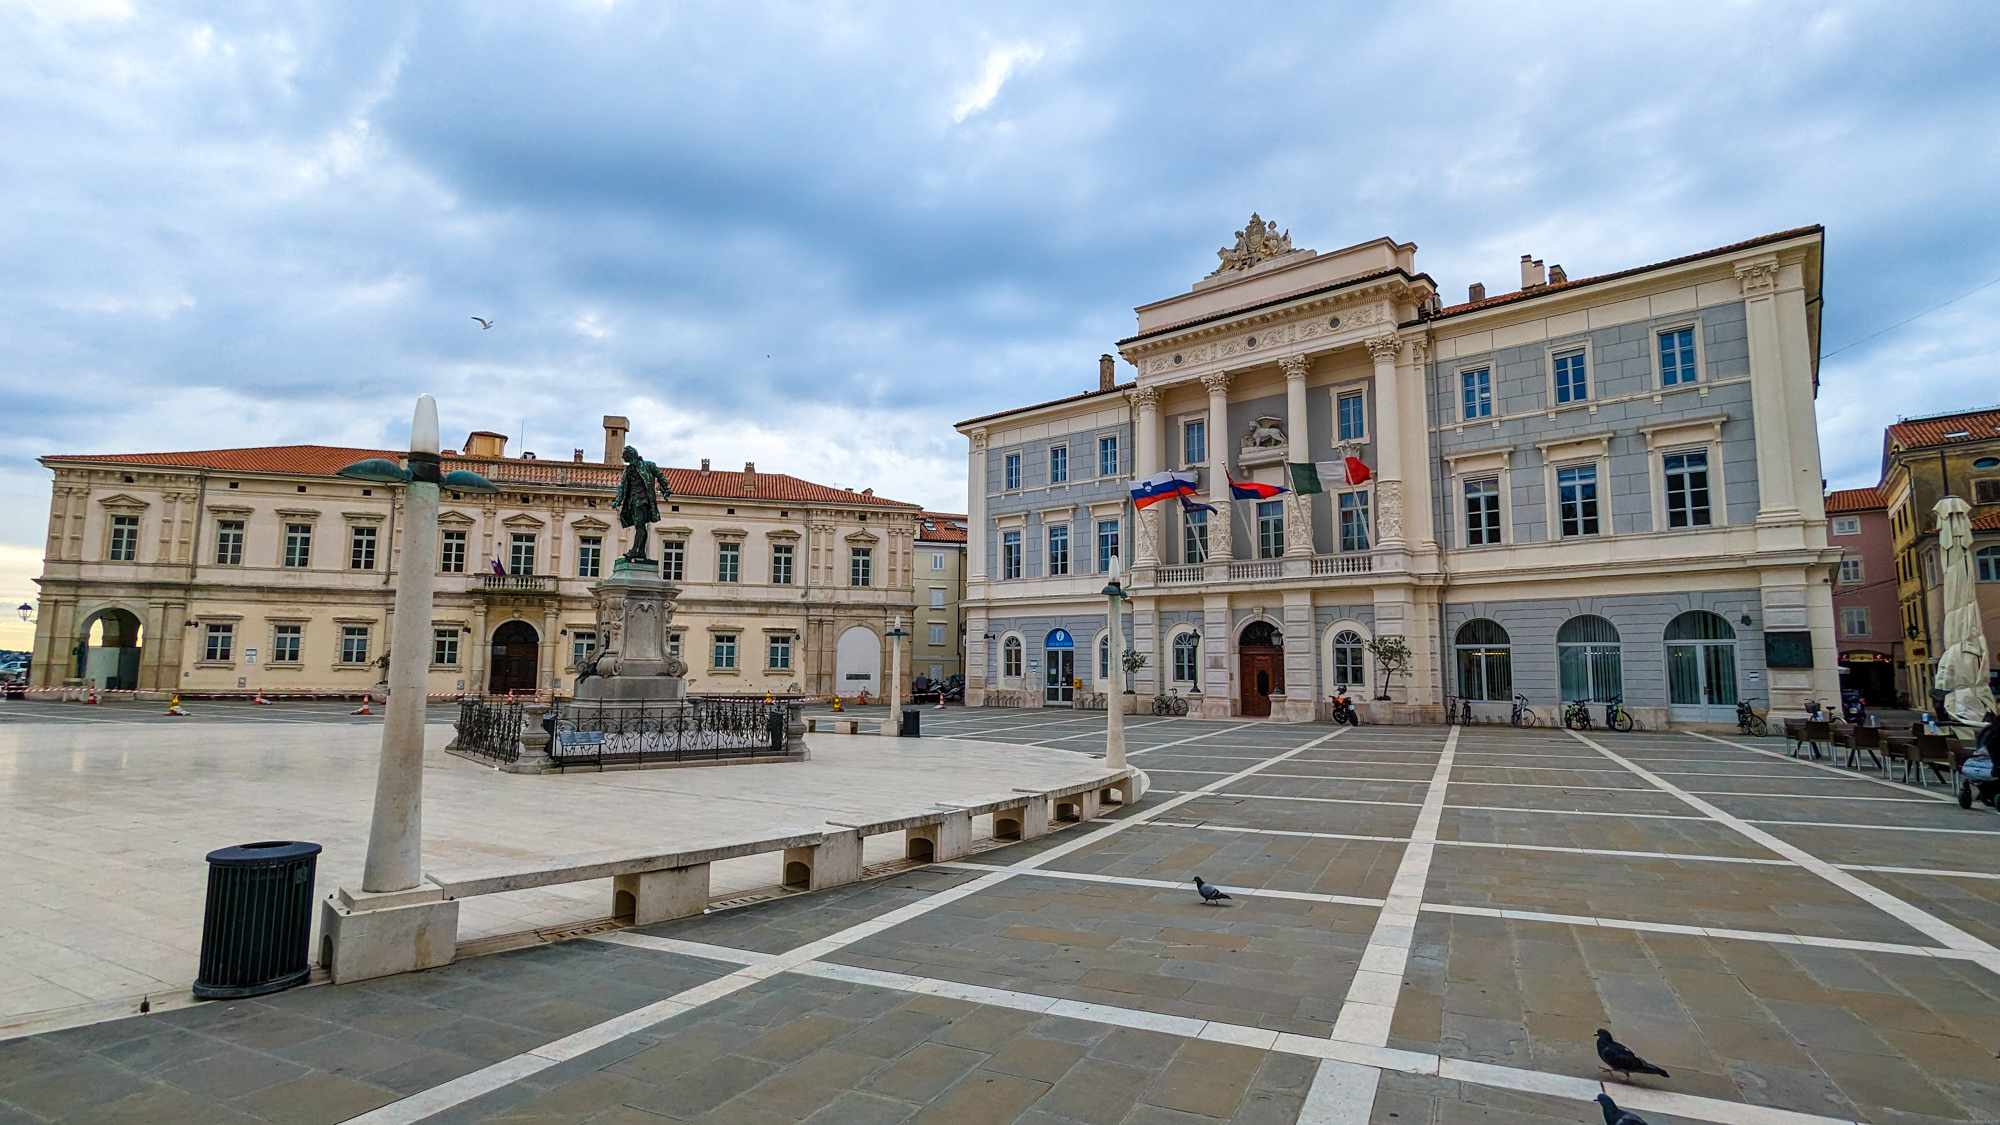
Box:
[76,608,144,690]
[488,620,540,695]
[1238,620,1284,718]
[835,626,881,699]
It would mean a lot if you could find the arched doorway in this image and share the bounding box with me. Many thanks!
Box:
[836,626,880,698]
[1557,615,1623,703]
[77,608,143,690]
[1665,611,1737,723]
[1238,621,1283,718]
[488,620,540,695]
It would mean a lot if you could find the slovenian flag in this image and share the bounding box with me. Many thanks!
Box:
[1228,475,1289,500]
[1130,470,1201,509]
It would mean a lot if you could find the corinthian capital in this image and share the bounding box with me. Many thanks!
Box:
[1127,386,1162,413]
[1734,256,1780,296]
[1199,371,1234,395]
[1279,355,1311,382]
[1405,337,1431,366]
[1364,333,1403,362]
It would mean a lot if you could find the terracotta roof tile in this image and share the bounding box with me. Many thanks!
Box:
[44,445,916,508]
[1825,487,1885,513]
[917,511,968,543]
[1973,510,2000,532]
[1884,407,2000,452]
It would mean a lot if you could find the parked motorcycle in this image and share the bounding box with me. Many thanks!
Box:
[1328,686,1359,726]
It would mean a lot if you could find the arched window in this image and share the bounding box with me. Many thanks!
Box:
[1979,545,2000,582]
[1664,611,1736,641]
[1172,632,1199,683]
[1240,620,1282,647]
[1664,610,1738,712]
[1557,615,1622,702]
[1002,636,1023,678]
[1455,618,1511,701]
[1330,630,1366,689]
[1098,633,1112,681]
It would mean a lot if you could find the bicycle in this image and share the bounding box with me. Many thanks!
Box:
[1561,699,1594,730]
[1736,698,1769,737]
[1151,690,1190,717]
[1602,694,1635,733]
[1510,693,1537,728]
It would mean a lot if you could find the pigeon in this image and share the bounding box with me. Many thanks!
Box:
[1595,1093,1646,1125]
[138,996,150,1015]
[1192,876,1231,906]
[1596,1028,1669,1080]
[472,317,494,329]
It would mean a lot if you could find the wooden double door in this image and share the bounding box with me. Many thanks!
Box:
[488,620,540,695]
[1239,646,1283,717]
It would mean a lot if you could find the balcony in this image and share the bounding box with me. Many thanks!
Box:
[476,573,557,596]
[1148,552,1379,587]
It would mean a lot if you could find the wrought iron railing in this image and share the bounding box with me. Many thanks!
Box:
[552,698,790,770]
[456,697,524,763]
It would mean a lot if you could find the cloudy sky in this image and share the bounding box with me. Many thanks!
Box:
[4,1,1998,645]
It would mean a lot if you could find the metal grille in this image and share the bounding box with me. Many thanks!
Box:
[552,698,787,770]
[456,698,525,763]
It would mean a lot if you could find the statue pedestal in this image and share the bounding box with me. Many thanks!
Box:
[575,558,687,704]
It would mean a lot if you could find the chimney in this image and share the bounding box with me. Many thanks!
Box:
[1520,255,1546,290]
[700,458,711,475]
[464,431,508,458]
[602,415,630,464]
[572,448,584,462]
[743,461,757,493]
[1548,264,1567,285]
[1468,282,1486,303]
[1098,353,1115,392]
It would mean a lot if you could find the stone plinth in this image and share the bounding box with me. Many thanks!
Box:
[576,557,687,704]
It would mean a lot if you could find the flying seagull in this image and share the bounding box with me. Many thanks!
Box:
[1192,876,1231,906]
[1596,1029,1670,1081]
[472,317,494,330]
[1595,1094,1647,1125]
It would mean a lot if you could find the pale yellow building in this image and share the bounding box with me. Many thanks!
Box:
[32,418,918,699]
[913,512,967,685]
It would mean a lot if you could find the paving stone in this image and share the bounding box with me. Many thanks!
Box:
[623,1053,782,1119]
[231,1071,401,1124]
[907,1069,1051,1125]
[154,1041,311,1099]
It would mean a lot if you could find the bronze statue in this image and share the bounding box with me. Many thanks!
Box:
[613,445,672,562]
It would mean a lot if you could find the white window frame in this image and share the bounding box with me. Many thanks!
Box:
[1321,619,1372,698]
[1831,516,1861,536]
[440,529,468,573]
[269,623,304,665]
[1332,384,1369,445]
[1974,478,2000,505]
[1652,319,1706,390]
[1544,338,1594,410]
[1660,447,1716,530]
[929,623,946,646]
[1169,626,1201,684]
[1641,418,1728,534]
[1000,632,1025,682]
[203,622,235,663]
[1181,419,1207,469]
[1048,444,1068,485]
[1002,450,1022,492]
[767,633,793,671]
[1097,433,1121,479]
[1336,490,1371,553]
[930,552,946,571]
[1458,365,1494,422]
[433,627,462,668]
[1840,607,1870,638]
[1445,448,1512,550]
[1838,556,1864,585]
[1553,460,1603,539]
[213,519,245,567]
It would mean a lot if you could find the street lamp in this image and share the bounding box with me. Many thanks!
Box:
[1101,555,1126,770]
[886,613,909,730]
[15,604,30,623]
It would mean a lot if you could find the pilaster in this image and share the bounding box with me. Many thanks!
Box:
[1129,388,1164,568]
[1366,335,1406,550]
[1201,372,1235,562]
[1280,356,1314,557]
[1199,593,1232,718]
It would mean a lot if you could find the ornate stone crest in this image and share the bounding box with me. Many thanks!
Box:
[1208,213,1298,277]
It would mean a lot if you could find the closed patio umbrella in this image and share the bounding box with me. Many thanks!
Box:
[1932,496,1996,729]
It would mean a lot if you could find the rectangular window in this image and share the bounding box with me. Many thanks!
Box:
[577,536,602,579]
[771,544,795,584]
[214,520,244,566]
[849,547,873,587]
[1097,519,1120,573]
[1553,348,1588,404]
[713,634,738,669]
[433,628,460,667]
[1663,450,1712,528]
[1659,327,1697,386]
[1839,557,1864,584]
[661,540,686,582]
[1337,392,1366,442]
[717,541,741,583]
[508,533,537,575]
[283,524,312,568]
[571,631,596,668]
[1004,452,1021,490]
[1557,465,1600,537]
[929,552,945,571]
[203,623,234,662]
[1002,531,1022,579]
[1461,368,1492,420]
[929,623,946,646]
[1464,478,1501,546]
[1977,479,2000,505]
[1256,501,1284,559]
[1339,491,1372,552]
[930,588,945,608]
[1048,525,1069,576]
[271,624,301,664]
[668,632,683,658]
[768,635,792,670]
[1183,509,1208,563]
[1841,607,1870,638]
[349,526,378,570]
[1831,516,1860,536]
[1049,446,1067,484]
[440,530,467,572]
[1183,420,1206,467]
[108,515,139,561]
[1099,435,1119,477]
[340,626,370,664]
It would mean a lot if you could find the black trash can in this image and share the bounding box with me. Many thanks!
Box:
[900,707,921,738]
[193,840,322,1000]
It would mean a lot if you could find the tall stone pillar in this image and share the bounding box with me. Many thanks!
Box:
[1365,335,1406,550]
[1130,387,1163,568]
[1201,372,1235,563]
[1281,356,1314,557]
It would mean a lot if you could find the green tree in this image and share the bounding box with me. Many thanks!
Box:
[1365,635,1411,701]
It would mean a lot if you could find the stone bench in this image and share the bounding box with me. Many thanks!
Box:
[1030,769,1143,824]
[827,808,972,865]
[937,792,1049,842]
[806,717,861,735]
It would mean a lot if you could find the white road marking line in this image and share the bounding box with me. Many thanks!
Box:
[1683,791,1938,803]
[1127,721,1265,756]
[936,861,1387,908]
[1744,820,2000,835]
[1147,819,1412,844]
[1565,728,2000,965]
[1419,902,1984,961]
[344,728,1340,1123]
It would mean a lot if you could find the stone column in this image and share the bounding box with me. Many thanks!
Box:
[1739,256,1803,523]
[1201,372,1235,563]
[1129,387,1163,568]
[1365,335,1406,550]
[967,433,989,582]
[1281,356,1314,557]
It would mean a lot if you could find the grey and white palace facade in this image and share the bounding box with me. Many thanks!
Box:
[956,221,1839,727]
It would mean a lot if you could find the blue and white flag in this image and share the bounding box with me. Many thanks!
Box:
[1130,469,1200,510]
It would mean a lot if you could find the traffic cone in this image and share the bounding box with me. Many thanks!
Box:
[83,688,99,705]
[831,695,843,713]
[349,700,373,715]
[166,695,189,716]
[252,693,272,706]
